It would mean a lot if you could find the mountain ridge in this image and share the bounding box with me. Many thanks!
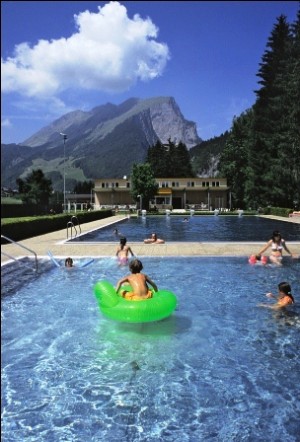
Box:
[2,96,202,190]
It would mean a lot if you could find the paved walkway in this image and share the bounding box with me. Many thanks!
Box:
[1,214,300,264]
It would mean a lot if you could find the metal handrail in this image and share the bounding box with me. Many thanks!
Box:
[71,216,81,234]
[1,235,38,272]
[67,221,77,239]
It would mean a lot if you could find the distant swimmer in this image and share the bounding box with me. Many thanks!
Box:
[144,232,165,244]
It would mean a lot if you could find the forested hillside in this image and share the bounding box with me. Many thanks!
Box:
[219,12,300,209]
[189,132,229,177]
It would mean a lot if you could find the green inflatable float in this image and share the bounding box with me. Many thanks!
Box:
[94,280,177,323]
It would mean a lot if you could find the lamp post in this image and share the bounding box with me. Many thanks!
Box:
[137,194,142,213]
[60,133,68,212]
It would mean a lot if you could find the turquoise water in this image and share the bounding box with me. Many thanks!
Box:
[1,257,300,441]
[69,216,300,242]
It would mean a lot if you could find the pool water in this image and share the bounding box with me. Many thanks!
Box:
[69,216,300,242]
[2,257,300,441]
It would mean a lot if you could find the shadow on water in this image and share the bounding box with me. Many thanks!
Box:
[115,314,192,337]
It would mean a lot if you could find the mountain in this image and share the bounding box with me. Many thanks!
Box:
[1,97,201,190]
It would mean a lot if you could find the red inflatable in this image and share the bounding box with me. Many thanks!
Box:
[248,255,268,265]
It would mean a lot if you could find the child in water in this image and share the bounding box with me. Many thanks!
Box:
[65,257,74,268]
[256,231,294,265]
[116,237,134,265]
[258,281,295,309]
[116,259,158,300]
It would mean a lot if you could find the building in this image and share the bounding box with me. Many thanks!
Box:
[94,177,229,210]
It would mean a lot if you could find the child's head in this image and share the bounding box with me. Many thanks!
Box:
[65,257,73,267]
[120,237,127,246]
[151,233,157,241]
[272,230,282,242]
[278,281,292,295]
[129,259,143,273]
[278,281,294,303]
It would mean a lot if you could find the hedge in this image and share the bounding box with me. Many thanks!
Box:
[1,210,112,243]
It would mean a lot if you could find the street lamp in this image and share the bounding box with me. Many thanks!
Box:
[60,133,68,212]
[137,194,142,212]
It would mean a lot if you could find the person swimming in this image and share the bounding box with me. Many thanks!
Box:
[116,237,134,265]
[258,281,295,309]
[65,257,74,268]
[144,232,165,244]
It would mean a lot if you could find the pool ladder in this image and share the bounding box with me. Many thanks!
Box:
[1,234,38,272]
[67,216,82,239]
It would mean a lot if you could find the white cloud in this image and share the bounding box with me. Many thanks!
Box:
[1,1,170,99]
[1,118,12,128]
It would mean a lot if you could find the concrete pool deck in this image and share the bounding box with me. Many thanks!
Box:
[1,214,300,264]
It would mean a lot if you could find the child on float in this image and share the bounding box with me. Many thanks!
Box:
[116,259,158,300]
[258,282,295,309]
[116,237,135,266]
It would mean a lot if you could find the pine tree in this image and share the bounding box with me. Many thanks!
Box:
[146,139,194,178]
[219,111,252,209]
[246,15,294,207]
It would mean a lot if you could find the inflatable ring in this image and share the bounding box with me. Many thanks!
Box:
[94,280,177,323]
[248,255,268,265]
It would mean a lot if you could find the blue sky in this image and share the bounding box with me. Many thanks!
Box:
[1,1,298,144]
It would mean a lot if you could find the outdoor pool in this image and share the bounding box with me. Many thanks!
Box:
[69,216,300,242]
[2,257,300,441]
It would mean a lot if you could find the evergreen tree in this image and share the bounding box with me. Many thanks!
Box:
[219,111,252,209]
[281,9,300,208]
[16,169,53,205]
[73,180,94,194]
[245,15,294,207]
[146,141,170,177]
[146,139,194,177]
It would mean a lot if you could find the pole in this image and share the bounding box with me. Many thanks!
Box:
[60,133,67,212]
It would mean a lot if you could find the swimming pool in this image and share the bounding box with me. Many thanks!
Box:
[69,216,300,242]
[2,257,300,441]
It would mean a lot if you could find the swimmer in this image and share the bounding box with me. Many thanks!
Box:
[256,230,295,265]
[182,217,189,222]
[116,237,134,266]
[116,259,158,300]
[144,232,165,244]
[258,282,295,309]
[113,228,122,237]
[65,257,74,268]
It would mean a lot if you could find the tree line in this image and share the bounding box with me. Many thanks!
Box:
[219,11,300,209]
